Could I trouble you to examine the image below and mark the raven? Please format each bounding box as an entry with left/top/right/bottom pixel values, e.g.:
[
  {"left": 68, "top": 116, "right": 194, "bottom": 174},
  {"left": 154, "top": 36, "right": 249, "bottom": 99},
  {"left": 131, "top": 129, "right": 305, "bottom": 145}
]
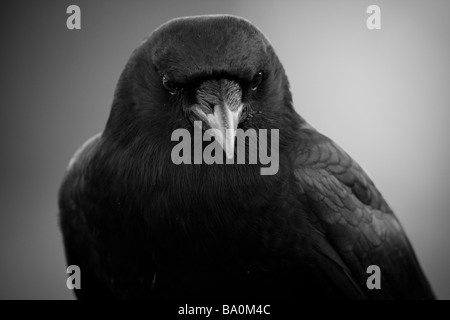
[{"left": 59, "top": 15, "right": 435, "bottom": 300}]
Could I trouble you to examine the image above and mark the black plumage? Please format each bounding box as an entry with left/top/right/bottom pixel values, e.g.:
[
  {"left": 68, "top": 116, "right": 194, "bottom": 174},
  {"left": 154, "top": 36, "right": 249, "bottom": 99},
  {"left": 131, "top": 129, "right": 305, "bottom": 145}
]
[{"left": 59, "top": 15, "right": 434, "bottom": 299}]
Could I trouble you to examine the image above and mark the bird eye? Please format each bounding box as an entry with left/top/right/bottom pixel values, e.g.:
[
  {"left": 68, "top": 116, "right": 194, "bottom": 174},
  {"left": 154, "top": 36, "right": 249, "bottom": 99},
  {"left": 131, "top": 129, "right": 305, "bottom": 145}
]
[
  {"left": 162, "top": 75, "right": 177, "bottom": 95},
  {"left": 251, "top": 72, "right": 263, "bottom": 91}
]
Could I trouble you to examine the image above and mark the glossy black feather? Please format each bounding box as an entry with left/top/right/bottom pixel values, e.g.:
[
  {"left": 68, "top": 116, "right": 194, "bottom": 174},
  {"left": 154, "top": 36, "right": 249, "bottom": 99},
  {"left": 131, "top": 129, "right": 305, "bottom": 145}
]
[
  {"left": 59, "top": 15, "right": 434, "bottom": 300},
  {"left": 289, "top": 116, "right": 434, "bottom": 299}
]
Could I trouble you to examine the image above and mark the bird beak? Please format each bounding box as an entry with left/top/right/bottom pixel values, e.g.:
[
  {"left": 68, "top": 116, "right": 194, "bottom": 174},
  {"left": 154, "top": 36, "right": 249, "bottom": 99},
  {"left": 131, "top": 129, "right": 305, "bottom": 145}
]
[{"left": 192, "top": 102, "right": 243, "bottom": 159}]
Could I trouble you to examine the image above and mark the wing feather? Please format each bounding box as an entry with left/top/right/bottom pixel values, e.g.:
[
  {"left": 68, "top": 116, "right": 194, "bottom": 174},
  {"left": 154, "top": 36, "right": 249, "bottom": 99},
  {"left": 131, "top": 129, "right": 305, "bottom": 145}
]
[{"left": 293, "top": 125, "right": 434, "bottom": 299}]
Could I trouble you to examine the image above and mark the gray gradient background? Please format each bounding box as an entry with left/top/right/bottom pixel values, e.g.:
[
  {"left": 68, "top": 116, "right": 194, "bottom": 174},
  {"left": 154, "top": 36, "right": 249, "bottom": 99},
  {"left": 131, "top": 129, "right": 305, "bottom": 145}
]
[{"left": 0, "top": 0, "right": 449, "bottom": 300}]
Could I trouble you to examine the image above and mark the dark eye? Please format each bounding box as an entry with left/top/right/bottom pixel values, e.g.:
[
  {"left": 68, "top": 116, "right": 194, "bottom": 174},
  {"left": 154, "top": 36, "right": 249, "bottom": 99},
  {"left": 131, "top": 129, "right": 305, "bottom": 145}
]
[
  {"left": 250, "top": 71, "right": 263, "bottom": 91},
  {"left": 162, "top": 75, "right": 177, "bottom": 95}
]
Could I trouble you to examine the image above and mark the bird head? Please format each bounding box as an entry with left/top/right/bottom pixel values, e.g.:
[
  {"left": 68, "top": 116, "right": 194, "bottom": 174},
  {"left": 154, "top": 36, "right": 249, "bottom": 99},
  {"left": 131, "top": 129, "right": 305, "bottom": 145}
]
[{"left": 105, "top": 15, "right": 293, "bottom": 160}]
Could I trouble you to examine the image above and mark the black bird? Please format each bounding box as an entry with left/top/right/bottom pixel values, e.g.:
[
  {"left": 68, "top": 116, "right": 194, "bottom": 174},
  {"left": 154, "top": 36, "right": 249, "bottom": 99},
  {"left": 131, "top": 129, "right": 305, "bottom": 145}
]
[{"left": 59, "top": 15, "right": 435, "bottom": 299}]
